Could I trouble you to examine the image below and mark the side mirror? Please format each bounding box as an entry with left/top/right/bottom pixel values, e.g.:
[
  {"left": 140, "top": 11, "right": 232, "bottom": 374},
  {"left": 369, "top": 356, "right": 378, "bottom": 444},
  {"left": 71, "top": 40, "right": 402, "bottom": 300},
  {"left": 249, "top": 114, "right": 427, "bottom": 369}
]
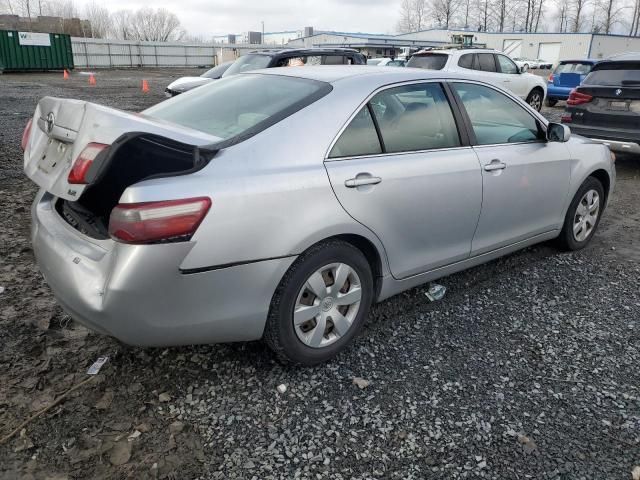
[
  {"left": 547, "top": 123, "right": 571, "bottom": 142},
  {"left": 520, "top": 64, "right": 528, "bottom": 73}
]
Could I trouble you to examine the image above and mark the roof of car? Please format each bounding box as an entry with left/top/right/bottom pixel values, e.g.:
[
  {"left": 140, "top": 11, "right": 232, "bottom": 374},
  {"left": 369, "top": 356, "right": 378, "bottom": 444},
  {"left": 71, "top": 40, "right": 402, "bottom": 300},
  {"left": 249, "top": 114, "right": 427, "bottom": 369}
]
[
  {"left": 412, "top": 48, "right": 497, "bottom": 56},
  {"left": 559, "top": 59, "right": 599, "bottom": 63},
  {"left": 249, "top": 65, "right": 489, "bottom": 84},
  {"left": 246, "top": 47, "right": 363, "bottom": 57}
]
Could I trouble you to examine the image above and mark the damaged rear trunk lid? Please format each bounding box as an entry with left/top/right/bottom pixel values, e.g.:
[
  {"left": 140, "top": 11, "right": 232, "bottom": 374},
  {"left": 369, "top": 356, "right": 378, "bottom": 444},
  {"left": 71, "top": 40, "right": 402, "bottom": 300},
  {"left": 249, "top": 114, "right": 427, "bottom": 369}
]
[{"left": 23, "top": 96, "right": 222, "bottom": 202}]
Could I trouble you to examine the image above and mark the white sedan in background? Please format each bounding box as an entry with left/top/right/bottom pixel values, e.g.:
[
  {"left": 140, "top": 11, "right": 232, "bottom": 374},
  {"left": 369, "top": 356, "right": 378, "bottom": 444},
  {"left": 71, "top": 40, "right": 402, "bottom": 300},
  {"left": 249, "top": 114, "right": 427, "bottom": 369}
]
[{"left": 407, "top": 49, "right": 547, "bottom": 111}]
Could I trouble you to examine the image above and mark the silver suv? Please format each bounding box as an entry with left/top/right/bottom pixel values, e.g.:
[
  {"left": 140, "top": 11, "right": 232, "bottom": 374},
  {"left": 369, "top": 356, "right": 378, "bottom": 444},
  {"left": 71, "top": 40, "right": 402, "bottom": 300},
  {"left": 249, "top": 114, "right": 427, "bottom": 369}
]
[{"left": 407, "top": 49, "right": 548, "bottom": 110}]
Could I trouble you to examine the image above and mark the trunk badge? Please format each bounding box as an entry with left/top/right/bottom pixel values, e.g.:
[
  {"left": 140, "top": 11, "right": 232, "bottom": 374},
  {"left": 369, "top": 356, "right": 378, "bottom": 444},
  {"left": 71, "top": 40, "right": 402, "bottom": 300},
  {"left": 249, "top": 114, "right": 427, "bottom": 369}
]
[
  {"left": 615, "top": 89, "right": 622, "bottom": 96},
  {"left": 45, "top": 112, "right": 55, "bottom": 134}
]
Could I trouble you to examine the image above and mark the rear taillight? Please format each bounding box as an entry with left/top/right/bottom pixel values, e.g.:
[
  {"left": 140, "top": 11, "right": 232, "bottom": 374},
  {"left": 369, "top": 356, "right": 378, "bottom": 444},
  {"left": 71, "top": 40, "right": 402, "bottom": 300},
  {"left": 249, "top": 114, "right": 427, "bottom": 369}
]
[
  {"left": 108, "top": 197, "right": 212, "bottom": 244},
  {"left": 68, "top": 143, "right": 109, "bottom": 184},
  {"left": 548, "top": 73, "right": 554, "bottom": 83},
  {"left": 567, "top": 89, "right": 593, "bottom": 106},
  {"left": 21, "top": 118, "right": 33, "bottom": 151},
  {"left": 561, "top": 113, "right": 572, "bottom": 123}
]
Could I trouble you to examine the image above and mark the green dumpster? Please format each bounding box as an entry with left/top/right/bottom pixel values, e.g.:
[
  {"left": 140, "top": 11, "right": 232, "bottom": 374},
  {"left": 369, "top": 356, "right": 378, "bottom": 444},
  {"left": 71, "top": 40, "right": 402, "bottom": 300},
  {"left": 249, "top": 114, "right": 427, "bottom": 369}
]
[{"left": 0, "top": 30, "right": 74, "bottom": 72}]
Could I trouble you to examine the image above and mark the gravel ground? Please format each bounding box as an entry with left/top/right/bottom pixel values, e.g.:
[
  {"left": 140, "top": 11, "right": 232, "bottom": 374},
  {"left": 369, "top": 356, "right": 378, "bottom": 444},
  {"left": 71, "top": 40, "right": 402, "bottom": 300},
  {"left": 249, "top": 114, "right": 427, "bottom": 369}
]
[{"left": 0, "top": 68, "right": 639, "bottom": 480}]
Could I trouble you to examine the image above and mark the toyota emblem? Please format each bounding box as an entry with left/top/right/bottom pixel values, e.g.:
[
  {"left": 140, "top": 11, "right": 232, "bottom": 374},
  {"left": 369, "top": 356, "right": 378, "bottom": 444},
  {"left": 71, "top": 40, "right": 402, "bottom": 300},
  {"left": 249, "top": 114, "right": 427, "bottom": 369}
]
[
  {"left": 615, "top": 88, "right": 622, "bottom": 96},
  {"left": 45, "top": 112, "right": 55, "bottom": 134}
]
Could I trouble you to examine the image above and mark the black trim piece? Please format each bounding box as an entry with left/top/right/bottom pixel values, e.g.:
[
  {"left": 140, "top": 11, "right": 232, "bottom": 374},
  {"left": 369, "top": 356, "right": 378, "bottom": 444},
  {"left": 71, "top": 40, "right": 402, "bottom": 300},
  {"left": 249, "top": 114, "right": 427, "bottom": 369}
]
[
  {"left": 367, "top": 103, "right": 386, "bottom": 153},
  {"left": 180, "top": 254, "right": 297, "bottom": 274},
  {"left": 446, "top": 82, "right": 478, "bottom": 145},
  {"left": 442, "top": 82, "right": 471, "bottom": 147}
]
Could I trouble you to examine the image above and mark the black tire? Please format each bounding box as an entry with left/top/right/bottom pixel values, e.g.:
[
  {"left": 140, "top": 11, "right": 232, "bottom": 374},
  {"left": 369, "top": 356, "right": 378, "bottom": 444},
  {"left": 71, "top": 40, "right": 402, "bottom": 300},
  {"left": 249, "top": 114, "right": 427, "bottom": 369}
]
[
  {"left": 556, "top": 176, "right": 605, "bottom": 251},
  {"left": 526, "top": 88, "right": 544, "bottom": 111},
  {"left": 546, "top": 97, "right": 558, "bottom": 107},
  {"left": 264, "top": 240, "right": 374, "bottom": 365}
]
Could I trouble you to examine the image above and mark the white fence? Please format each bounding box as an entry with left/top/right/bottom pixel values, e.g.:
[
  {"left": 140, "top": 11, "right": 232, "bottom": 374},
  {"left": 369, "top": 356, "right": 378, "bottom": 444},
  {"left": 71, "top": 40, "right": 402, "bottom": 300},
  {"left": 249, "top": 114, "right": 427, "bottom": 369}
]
[{"left": 71, "top": 37, "right": 273, "bottom": 68}]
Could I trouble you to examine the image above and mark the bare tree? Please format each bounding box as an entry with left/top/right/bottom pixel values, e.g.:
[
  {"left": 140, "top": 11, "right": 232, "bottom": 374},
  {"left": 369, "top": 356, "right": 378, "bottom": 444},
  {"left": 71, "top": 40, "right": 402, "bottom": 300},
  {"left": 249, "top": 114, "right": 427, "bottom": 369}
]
[
  {"left": 431, "top": 0, "right": 462, "bottom": 28},
  {"left": 84, "top": 1, "right": 110, "bottom": 38},
  {"left": 570, "top": 0, "right": 590, "bottom": 31},
  {"left": 630, "top": 0, "right": 640, "bottom": 34},
  {"left": 396, "top": 0, "right": 428, "bottom": 33}
]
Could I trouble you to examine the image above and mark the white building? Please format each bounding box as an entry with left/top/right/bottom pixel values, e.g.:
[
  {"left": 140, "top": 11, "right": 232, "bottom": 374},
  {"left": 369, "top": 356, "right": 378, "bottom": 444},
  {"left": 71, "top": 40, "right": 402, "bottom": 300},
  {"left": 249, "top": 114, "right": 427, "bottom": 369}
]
[{"left": 393, "top": 29, "right": 640, "bottom": 63}]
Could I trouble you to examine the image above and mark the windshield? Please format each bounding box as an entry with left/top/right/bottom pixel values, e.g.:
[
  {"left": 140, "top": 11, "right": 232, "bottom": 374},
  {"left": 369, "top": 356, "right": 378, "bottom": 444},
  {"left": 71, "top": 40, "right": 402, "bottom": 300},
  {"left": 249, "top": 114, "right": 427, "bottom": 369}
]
[
  {"left": 554, "top": 62, "right": 593, "bottom": 75},
  {"left": 201, "top": 62, "right": 232, "bottom": 79},
  {"left": 406, "top": 54, "right": 448, "bottom": 70},
  {"left": 144, "top": 74, "right": 330, "bottom": 139},
  {"left": 586, "top": 62, "right": 640, "bottom": 86},
  {"left": 367, "top": 59, "right": 382, "bottom": 65},
  {"left": 222, "top": 54, "right": 272, "bottom": 77}
]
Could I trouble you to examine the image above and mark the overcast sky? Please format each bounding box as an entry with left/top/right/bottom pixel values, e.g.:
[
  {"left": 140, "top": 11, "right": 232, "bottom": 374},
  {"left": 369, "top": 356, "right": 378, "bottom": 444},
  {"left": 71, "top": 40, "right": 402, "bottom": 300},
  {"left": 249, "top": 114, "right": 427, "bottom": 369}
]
[{"left": 73, "top": 0, "right": 399, "bottom": 37}]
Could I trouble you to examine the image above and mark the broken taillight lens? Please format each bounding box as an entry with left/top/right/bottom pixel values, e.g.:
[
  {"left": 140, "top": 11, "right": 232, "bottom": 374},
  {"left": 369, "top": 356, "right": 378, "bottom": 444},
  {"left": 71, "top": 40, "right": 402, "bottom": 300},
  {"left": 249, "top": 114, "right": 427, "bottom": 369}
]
[
  {"left": 68, "top": 143, "right": 109, "bottom": 184},
  {"left": 108, "top": 197, "right": 212, "bottom": 244},
  {"left": 567, "top": 89, "right": 593, "bottom": 106},
  {"left": 21, "top": 118, "right": 33, "bottom": 151},
  {"left": 547, "top": 73, "right": 554, "bottom": 83}
]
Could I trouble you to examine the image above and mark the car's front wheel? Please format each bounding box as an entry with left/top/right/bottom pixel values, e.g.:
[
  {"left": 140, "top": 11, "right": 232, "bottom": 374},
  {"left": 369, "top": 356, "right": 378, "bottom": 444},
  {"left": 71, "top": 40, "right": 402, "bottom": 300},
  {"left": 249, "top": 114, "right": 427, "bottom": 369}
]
[
  {"left": 557, "top": 176, "right": 605, "bottom": 251},
  {"left": 264, "top": 240, "right": 374, "bottom": 365},
  {"left": 526, "top": 88, "right": 544, "bottom": 111}
]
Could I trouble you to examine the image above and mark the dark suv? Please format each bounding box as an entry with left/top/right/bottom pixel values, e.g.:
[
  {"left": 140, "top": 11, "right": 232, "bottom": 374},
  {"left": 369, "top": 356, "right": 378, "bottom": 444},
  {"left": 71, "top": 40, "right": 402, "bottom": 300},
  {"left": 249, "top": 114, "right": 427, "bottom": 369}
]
[
  {"left": 221, "top": 48, "right": 366, "bottom": 77},
  {"left": 562, "top": 54, "right": 640, "bottom": 155}
]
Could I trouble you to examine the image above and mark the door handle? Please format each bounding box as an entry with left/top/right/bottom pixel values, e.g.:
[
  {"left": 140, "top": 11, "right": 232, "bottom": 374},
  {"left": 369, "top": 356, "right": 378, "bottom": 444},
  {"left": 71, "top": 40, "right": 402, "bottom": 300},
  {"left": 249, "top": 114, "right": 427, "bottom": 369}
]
[
  {"left": 345, "top": 176, "right": 382, "bottom": 188},
  {"left": 484, "top": 160, "right": 507, "bottom": 172}
]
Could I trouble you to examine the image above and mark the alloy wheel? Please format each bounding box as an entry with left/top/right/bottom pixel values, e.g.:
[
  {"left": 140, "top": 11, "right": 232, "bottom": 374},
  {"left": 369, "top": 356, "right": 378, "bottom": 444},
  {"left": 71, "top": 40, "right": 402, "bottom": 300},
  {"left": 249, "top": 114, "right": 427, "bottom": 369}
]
[
  {"left": 293, "top": 263, "right": 362, "bottom": 348},
  {"left": 529, "top": 92, "right": 542, "bottom": 111},
  {"left": 573, "top": 189, "right": 600, "bottom": 242}
]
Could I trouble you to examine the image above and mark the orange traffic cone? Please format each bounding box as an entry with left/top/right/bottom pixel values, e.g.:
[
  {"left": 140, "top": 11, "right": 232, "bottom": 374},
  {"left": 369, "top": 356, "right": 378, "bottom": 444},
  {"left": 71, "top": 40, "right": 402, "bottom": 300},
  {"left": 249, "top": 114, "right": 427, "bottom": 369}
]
[
  {"left": 141, "top": 79, "right": 149, "bottom": 93},
  {"left": 88, "top": 73, "right": 96, "bottom": 86},
  {"left": 63, "top": 69, "right": 69, "bottom": 80}
]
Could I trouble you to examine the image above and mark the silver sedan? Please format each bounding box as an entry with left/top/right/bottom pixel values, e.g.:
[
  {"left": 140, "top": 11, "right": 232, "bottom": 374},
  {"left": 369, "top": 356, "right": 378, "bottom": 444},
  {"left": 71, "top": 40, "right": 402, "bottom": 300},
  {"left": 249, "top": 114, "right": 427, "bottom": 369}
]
[{"left": 24, "top": 67, "right": 616, "bottom": 365}]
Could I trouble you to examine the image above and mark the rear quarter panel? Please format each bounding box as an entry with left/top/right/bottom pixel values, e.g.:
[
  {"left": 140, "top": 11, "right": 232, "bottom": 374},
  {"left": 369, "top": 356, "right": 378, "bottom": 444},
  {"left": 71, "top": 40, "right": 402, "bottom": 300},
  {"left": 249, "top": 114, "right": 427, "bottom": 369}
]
[{"left": 119, "top": 78, "right": 392, "bottom": 274}]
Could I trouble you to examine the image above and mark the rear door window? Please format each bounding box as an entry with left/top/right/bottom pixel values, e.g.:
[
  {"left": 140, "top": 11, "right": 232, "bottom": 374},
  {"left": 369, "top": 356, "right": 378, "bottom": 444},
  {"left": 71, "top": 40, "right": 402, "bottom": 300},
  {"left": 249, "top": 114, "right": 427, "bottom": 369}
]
[
  {"left": 478, "top": 54, "right": 497, "bottom": 72},
  {"left": 407, "top": 54, "right": 449, "bottom": 70},
  {"left": 322, "top": 55, "right": 346, "bottom": 65},
  {"left": 371, "top": 83, "right": 461, "bottom": 153}
]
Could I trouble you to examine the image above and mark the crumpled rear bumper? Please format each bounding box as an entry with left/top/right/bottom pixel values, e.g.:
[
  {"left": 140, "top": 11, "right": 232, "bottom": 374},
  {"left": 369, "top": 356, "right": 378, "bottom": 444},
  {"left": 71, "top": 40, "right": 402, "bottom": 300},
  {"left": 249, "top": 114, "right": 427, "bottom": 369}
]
[{"left": 31, "top": 191, "right": 295, "bottom": 347}]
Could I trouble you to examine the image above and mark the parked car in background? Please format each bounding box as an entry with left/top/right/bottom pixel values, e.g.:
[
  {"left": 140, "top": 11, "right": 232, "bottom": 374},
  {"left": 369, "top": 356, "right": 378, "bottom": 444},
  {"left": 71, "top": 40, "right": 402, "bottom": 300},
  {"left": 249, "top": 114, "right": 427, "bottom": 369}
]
[
  {"left": 513, "top": 57, "right": 539, "bottom": 70},
  {"left": 23, "top": 66, "right": 614, "bottom": 365},
  {"left": 221, "top": 48, "right": 366, "bottom": 78},
  {"left": 407, "top": 49, "right": 547, "bottom": 110},
  {"left": 546, "top": 59, "right": 598, "bottom": 106},
  {"left": 165, "top": 61, "right": 234, "bottom": 97},
  {"left": 562, "top": 54, "right": 640, "bottom": 154},
  {"left": 367, "top": 58, "right": 406, "bottom": 67},
  {"left": 536, "top": 59, "right": 554, "bottom": 69}
]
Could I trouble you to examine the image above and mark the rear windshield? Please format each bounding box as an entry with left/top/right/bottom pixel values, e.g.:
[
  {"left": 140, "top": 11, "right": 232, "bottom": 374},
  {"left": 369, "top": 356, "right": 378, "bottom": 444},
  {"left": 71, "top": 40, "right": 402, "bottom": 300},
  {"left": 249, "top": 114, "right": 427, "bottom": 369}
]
[
  {"left": 201, "top": 63, "right": 231, "bottom": 79},
  {"left": 554, "top": 62, "right": 594, "bottom": 75},
  {"left": 222, "top": 54, "right": 272, "bottom": 77},
  {"left": 407, "top": 54, "right": 448, "bottom": 70},
  {"left": 585, "top": 62, "right": 640, "bottom": 86},
  {"left": 144, "top": 74, "right": 331, "bottom": 139}
]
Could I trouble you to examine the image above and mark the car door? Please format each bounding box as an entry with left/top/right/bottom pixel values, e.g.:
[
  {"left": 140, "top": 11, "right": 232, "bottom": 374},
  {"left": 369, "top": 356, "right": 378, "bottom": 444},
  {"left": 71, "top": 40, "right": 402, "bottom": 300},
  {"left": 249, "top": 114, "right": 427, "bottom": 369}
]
[
  {"left": 451, "top": 82, "right": 571, "bottom": 255},
  {"left": 495, "top": 54, "right": 529, "bottom": 98},
  {"left": 324, "top": 82, "right": 483, "bottom": 279}
]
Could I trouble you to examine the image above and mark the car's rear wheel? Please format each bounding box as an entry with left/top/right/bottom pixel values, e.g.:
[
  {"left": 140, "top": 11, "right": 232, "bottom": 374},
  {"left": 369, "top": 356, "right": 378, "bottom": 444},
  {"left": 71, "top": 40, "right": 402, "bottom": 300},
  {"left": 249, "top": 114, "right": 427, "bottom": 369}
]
[
  {"left": 526, "top": 88, "right": 544, "bottom": 111},
  {"left": 557, "top": 176, "right": 605, "bottom": 251},
  {"left": 264, "top": 240, "right": 373, "bottom": 365},
  {"left": 546, "top": 97, "right": 558, "bottom": 107}
]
